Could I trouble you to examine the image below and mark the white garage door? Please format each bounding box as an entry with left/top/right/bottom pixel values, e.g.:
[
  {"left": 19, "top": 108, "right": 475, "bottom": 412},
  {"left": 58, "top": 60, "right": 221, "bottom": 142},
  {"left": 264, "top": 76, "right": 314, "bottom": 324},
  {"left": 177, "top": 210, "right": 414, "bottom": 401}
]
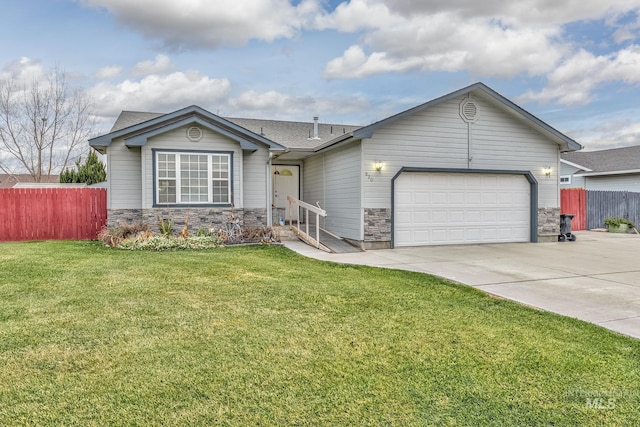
[{"left": 395, "top": 172, "right": 530, "bottom": 246}]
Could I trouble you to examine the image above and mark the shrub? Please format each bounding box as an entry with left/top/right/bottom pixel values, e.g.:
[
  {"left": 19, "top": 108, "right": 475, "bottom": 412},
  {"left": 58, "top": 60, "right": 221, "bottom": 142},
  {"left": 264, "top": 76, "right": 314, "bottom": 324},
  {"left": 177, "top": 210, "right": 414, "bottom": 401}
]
[
  {"left": 158, "top": 217, "right": 173, "bottom": 236},
  {"left": 118, "top": 235, "right": 223, "bottom": 251},
  {"left": 98, "top": 222, "right": 277, "bottom": 250},
  {"left": 242, "top": 226, "right": 280, "bottom": 244},
  {"left": 604, "top": 217, "right": 636, "bottom": 229},
  {"left": 98, "top": 223, "right": 150, "bottom": 247}
]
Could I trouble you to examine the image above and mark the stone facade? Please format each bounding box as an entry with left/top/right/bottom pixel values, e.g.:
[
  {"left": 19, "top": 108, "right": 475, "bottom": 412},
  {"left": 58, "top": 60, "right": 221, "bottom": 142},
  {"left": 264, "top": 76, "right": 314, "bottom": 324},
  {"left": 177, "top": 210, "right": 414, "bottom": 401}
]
[
  {"left": 364, "top": 208, "right": 391, "bottom": 248},
  {"left": 107, "top": 209, "right": 143, "bottom": 228},
  {"left": 107, "top": 207, "right": 267, "bottom": 233},
  {"left": 537, "top": 207, "right": 560, "bottom": 242}
]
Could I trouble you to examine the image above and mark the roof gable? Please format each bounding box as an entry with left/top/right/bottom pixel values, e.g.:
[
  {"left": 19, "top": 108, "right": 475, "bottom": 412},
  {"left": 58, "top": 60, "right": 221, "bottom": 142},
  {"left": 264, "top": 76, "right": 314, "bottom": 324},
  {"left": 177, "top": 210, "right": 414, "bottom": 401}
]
[
  {"left": 315, "top": 82, "right": 582, "bottom": 153},
  {"left": 90, "top": 106, "right": 285, "bottom": 152}
]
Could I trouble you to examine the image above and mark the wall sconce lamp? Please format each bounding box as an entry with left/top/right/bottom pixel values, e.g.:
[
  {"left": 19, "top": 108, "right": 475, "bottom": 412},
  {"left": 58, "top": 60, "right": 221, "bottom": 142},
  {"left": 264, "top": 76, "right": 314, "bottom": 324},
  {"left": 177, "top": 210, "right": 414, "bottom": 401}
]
[
  {"left": 543, "top": 166, "right": 552, "bottom": 177},
  {"left": 374, "top": 160, "right": 384, "bottom": 172}
]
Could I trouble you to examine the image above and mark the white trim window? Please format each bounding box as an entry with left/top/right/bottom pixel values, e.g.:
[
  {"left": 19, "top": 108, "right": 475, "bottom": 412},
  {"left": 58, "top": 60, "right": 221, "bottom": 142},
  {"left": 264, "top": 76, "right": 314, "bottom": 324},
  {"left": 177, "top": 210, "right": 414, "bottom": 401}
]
[
  {"left": 560, "top": 175, "right": 571, "bottom": 184},
  {"left": 156, "top": 151, "right": 231, "bottom": 205}
]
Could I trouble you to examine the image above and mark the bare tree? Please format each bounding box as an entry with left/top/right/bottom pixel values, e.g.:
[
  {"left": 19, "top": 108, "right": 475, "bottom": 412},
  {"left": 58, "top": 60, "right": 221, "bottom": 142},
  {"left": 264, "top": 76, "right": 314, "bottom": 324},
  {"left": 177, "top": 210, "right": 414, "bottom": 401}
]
[{"left": 0, "top": 68, "right": 95, "bottom": 181}]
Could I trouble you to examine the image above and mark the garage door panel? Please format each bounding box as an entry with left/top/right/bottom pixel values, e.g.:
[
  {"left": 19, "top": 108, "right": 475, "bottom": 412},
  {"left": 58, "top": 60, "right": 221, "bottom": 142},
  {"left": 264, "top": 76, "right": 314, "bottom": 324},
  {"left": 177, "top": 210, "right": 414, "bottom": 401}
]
[
  {"left": 449, "top": 210, "right": 465, "bottom": 222},
  {"left": 430, "top": 210, "right": 447, "bottom": 223},
  {"left": 480, "top": 210, "right": 497, "bottom": 222},
  {"left": 395, "top": 172, "right": 530, "bottom": 246},
  {"left": 413, "top": 192, "right": 430, "bottom": 205},
  {"left": 431, "top": 192, "right": 448, "bottom": 204},
  {"left": 413, "top": 211, "right": 430, "bottom": 224}
]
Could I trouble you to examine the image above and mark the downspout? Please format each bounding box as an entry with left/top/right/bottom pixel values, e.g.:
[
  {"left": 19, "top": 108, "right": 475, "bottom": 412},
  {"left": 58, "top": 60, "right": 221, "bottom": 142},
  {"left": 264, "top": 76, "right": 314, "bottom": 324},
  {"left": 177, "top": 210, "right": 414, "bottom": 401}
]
[
  {"left": 467, "top": 94, "right": 473, "bottom": 169},
  {"left": 266, "top": 152, "right": 273, "bottom": 226}
]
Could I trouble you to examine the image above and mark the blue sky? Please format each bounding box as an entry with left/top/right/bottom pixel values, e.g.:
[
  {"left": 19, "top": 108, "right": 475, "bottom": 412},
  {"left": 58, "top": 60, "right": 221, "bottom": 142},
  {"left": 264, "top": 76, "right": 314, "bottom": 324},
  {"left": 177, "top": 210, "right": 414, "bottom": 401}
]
[{"left": 3, "top": 0, "right": 640, "bottom": 151}]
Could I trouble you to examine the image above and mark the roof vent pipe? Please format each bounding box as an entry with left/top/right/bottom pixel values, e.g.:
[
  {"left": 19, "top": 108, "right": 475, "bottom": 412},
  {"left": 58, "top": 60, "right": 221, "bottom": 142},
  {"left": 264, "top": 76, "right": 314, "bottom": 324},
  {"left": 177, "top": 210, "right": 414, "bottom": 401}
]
[{"left": 313, "top": 116, "right": 319, "bottom": 139}]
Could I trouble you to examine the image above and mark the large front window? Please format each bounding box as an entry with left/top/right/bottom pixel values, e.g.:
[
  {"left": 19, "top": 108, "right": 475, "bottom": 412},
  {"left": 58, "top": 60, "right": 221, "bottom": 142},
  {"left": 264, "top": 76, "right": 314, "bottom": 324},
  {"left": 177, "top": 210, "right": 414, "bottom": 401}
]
[{"left": 156, "top": 151, "right": 231, "bottom": 205}]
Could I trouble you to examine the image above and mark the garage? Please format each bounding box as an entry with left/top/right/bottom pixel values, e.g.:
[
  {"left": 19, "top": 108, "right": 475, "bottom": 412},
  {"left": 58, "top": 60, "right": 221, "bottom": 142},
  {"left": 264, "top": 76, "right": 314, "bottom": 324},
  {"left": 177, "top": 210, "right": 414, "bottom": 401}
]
[{"left": 394, "top": 171, "right": 531, "bottom": 246}]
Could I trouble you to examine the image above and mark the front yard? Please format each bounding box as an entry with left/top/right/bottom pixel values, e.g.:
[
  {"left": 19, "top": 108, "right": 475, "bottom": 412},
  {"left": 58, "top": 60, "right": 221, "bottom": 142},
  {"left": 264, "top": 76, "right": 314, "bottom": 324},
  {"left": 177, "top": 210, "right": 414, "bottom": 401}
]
[{"left": 0, "top": 241, "right": 638, "bottom": 425}]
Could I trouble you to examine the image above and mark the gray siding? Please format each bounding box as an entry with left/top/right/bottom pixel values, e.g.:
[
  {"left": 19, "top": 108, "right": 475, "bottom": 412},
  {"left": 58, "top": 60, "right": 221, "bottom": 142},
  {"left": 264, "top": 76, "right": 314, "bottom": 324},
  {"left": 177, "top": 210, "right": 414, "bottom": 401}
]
[
  {"left": 363, "top": 94, "right": 560, "bottom": 209},
  {"left": 585, "top": 174, "right": 640, "bottom": 192},
  {"left": 107, "top": 138, "right": 142, "bottom": 209},
  {"left": 243, "top": 149, "right": 269, "bottom": 209},
  {"left": 141, "top": 125, "right": 243, "bottom": 209},
  {"left": 560, "top": 163, "right": 586, "bottom": 189},
  {"left": 303, "top": 141, "right": 362, "bottom": 240}
]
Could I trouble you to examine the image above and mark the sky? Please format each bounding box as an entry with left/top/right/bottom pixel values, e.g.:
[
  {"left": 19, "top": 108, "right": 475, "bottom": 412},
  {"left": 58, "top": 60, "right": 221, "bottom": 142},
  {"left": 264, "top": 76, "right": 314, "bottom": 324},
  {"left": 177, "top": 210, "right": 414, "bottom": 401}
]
[{"left": 3, "top": 0, "right": 640, "bottom": 151}]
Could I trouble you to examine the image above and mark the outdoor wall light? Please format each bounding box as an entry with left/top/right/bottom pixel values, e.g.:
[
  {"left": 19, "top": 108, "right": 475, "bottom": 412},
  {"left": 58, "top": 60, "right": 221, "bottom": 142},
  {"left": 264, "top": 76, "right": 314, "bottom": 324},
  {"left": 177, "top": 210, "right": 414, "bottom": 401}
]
[
  {"left": 374, "top": 160, "right": 384, "bottom": 172},
  {"left": 543, "top": 166, "right": 552, "bottom": 177}
]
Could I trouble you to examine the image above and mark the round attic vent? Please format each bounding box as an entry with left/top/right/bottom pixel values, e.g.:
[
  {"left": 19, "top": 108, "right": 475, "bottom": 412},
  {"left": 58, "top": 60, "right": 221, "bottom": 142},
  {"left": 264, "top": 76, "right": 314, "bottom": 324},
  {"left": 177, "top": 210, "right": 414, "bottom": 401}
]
[
  {"left": 187, "top": 126, "right": 203, "bottom": 142},
  {"left": 460, "top": 98, "right": 479, "bottom": 123}
]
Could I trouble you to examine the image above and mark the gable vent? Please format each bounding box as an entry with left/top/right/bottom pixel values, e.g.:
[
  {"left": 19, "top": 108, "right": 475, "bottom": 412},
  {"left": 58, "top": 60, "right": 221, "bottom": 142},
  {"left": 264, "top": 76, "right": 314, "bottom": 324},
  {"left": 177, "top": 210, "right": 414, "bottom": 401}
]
[
  {"left": 187, "top": 126, "right": 203, "bottom": 142},
  {"left": 460, "top": 98, "right": 479, "bottom": 123}
]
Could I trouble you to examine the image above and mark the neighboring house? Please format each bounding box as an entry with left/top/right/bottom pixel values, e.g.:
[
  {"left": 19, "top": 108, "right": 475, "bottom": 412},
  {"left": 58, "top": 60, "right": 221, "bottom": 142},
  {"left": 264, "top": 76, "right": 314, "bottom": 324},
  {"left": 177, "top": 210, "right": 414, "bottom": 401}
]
[
  {"left": 561, "top": 146, "right": 640, "bottom": 192},
  {"left": 0, "top": 174, "right": 59, "bottom": 188},
  {"left": 13, "top": 183, "right": 87, "bottom": 188},
  {"left": 89, "top": 82, "right": 581, "bottom": 248}
]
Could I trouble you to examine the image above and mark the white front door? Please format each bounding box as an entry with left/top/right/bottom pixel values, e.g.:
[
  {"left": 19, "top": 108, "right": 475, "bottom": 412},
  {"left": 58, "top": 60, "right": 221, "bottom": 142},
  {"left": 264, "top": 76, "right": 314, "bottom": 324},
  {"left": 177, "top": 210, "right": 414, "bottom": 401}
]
[{"left": 272, "top": 165, "right": 300, "bottom": 222}]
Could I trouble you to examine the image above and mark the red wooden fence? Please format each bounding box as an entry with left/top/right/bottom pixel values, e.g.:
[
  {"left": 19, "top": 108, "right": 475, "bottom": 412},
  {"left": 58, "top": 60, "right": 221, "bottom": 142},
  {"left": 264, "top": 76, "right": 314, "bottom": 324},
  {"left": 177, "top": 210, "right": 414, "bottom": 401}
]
[
  {"left": 560, "top": 188, "right": 586, "bottom": 231},
  {"left": 0, "top": 188, "right": 107, "bottom": 242}
]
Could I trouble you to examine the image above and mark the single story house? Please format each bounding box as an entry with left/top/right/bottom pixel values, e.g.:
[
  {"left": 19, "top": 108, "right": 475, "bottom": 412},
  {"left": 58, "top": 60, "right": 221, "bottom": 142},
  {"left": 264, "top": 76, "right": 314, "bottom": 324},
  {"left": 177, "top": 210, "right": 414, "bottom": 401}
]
[
  {"left": 561, "top": 145, "right": 640, "bottom": 192},
  {"left": 89, "top": 82, "right": 581, "bottom": 248}
]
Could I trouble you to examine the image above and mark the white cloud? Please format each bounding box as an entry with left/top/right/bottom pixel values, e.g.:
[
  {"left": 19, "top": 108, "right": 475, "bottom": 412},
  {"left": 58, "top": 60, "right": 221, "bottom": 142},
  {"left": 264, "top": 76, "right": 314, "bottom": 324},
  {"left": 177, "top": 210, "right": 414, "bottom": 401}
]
[
  {"left": 80, "top": 0, "right": 321, "bottom": 49},
  {"left": 95, "top": 65, "right": 122, "bottom": 79},
  {"left": 0, "top": 57, "right": 46, "bottom": 83},
  {"left": 341, "top": 0, "right": 640, "bottom": 27},
  {"left": 131, "top": 54, "right": 172, "bottom": 76},
  {"left": 569, "top": 118, "right": 640, "bottom": 150},
  {"left": 90, "top": 71, "right": 231, "bottom": 117},
  {"left": 518, "top": 46, "right": 640, "bottom": 105},
  {"left": 317, "top": 0, "right": 640, "bottom": 104},
  {"left": 228, "top": 89, "right": 370, "bottom": 120}
]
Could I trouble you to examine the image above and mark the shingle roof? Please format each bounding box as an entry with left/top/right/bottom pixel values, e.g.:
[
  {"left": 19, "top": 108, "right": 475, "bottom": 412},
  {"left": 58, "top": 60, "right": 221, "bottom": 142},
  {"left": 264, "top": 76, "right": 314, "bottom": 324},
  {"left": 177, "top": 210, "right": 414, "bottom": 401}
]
[
  {"left": 562, "top": 145, "right": 640, "bottom": 173},
  {"left": 110, "top": 111, "right": 164, "bottom": 132},
  {"left": 225, "top": 118, "right": 361, "bottom": 149},
  {"left": 108, "top": 111, "right": 361, "bottom": 149},
  {"left": 0, "top": 174, "right": 59, "bottom": 188}
]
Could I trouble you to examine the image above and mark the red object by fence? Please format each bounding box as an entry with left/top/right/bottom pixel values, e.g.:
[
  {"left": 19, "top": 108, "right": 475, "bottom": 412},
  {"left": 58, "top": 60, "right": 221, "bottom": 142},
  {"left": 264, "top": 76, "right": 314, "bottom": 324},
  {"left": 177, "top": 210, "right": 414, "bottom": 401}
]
[
  {"left": 0, "top": 188, "right": 107, "bottom": 241},
  {"left": 560, "top": 188, "right": 586, "bottom": 231}
]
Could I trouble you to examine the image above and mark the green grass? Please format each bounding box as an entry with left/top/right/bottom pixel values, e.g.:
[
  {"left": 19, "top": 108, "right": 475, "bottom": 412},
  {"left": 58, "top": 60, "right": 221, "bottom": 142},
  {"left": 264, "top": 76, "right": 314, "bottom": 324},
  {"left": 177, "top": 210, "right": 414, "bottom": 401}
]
[{"left": 0, "top": 241, "right": 639, "bottom": 426}]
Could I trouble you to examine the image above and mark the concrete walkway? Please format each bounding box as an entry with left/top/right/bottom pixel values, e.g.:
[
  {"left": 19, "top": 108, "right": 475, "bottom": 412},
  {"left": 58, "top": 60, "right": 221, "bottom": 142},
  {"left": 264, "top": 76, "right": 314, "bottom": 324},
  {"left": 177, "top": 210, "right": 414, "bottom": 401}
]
[{"left": 283, "top": 231, "right": 640, "bottom": 339}]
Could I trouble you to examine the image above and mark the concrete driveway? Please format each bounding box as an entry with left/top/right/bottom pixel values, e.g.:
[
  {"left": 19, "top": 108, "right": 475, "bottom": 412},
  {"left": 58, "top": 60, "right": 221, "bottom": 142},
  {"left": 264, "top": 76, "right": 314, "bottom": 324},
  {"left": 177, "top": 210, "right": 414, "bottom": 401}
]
[{"left": 283, "top": 231, "right": 640, "bottom": 339}]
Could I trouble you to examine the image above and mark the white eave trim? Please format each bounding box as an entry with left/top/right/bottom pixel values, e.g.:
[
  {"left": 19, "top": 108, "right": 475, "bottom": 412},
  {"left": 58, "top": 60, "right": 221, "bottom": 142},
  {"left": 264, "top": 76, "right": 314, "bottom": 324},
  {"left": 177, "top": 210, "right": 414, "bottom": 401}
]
[
  {"left": 575, "top": 169, "right": 640, "bottom": 177},
  {"left": 560, "top": 158, "right": 592, "bottom": 172}
]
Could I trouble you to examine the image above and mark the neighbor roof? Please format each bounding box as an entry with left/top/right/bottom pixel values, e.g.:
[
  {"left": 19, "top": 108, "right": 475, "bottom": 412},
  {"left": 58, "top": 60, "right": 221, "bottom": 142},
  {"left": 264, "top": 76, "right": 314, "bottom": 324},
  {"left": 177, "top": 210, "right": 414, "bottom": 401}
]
[
  {"left": 562, "top": 145, "right": 640, "bottom": 175},
  {"left": 0, "top": 174, "right": 59, "bottom": 188}
]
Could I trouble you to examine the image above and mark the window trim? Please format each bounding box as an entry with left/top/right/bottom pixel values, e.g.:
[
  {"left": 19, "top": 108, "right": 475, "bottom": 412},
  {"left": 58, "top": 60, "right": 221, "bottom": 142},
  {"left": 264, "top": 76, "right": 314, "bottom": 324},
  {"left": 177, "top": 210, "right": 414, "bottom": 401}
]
[
  {"left": 560, "top": 175, "right": 571, "bottom": 185},
  {"left": 152, "top": 149, "right": 234, "bottom": 207}
]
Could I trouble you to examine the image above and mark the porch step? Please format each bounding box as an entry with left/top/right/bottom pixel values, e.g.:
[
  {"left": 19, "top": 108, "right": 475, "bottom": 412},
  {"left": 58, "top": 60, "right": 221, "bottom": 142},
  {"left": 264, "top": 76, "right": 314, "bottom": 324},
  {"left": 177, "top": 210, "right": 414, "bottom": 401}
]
[{"left": 272, "top": 225, "right": 297, "bottom": 241}]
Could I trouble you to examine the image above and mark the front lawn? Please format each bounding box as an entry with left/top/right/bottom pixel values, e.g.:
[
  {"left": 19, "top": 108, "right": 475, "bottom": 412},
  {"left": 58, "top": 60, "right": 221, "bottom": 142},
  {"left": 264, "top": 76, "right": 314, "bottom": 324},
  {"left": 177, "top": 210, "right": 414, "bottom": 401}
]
[{"left": 0, "top": 241, "right": 638, "bottom": 425}]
